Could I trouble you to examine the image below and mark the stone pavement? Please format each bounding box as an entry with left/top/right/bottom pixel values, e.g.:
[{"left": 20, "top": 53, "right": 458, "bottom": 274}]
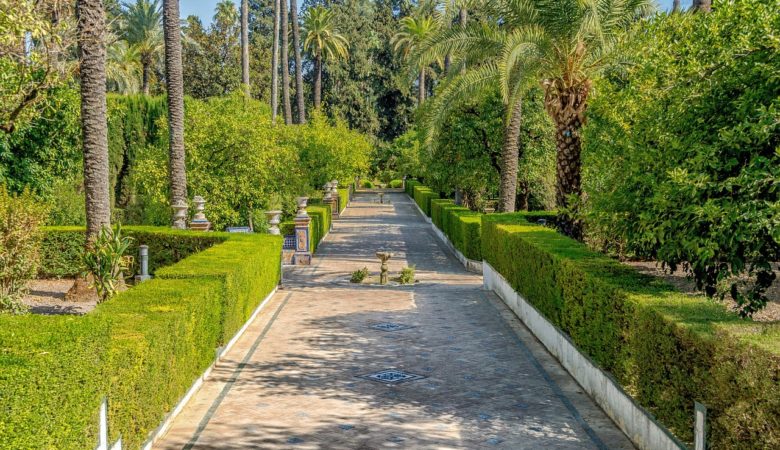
[{"left": 154, "top": 191, "right": 634, "bottom": 450}]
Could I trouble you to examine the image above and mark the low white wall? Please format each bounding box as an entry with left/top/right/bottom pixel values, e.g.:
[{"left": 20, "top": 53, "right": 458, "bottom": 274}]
[{"left": 483, "top": 262, "right": 685, "bottom": 450}]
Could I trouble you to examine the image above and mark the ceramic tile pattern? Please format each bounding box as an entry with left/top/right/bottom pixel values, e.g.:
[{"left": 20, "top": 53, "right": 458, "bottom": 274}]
[{"left": 154, "top": 191, "right": 634, "bottom": 450}]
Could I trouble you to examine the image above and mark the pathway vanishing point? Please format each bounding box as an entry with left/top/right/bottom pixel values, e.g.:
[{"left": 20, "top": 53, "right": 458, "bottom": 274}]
[{"left": 154, "top": 191, "right": 634, "bottom": 450}]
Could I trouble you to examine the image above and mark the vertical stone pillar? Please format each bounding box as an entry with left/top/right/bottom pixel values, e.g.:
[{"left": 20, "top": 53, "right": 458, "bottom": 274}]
[
  {"left": 330, "top": 179, "right": 340, "bottom": 219},
  {"left": 293, "top": 197, "right": 311, "bottom": 265}
]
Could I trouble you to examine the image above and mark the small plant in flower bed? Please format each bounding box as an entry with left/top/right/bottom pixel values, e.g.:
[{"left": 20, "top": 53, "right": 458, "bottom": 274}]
[
  {"left": 389, "top": 179, "right": 403, "bottom": 188},
  {"left": 396, "top": 266, "right": 416, "bottom": 285},
  {"left": 361, "top": 180, "right": 375, "bottom": 188},
  {"left": 350, "top": 267, "right": 369, "bottom": 283},
  {"left": 82, "top": 224, "right": 133, "bottom": 302}
]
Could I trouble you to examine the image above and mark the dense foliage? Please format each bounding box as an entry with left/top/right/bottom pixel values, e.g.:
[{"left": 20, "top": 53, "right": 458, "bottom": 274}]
[
  {"left": 481, "top": 213, "right": 780, "bottom": 448},
  {"left": 583, "top": 0, "right": 780, "bottom": 316}
]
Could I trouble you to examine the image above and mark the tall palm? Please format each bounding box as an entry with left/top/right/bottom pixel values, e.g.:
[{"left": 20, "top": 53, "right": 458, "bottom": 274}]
[
  {"left": 531, "top": 0, "right": 654, "bottom": 238},
  {"left": 692, "top": 0, "right": 711, "bottom": 12},
  {"left": 241, "top": 0, "right": 250, "bottom": 94},
  {"left": 302, "top": 6, "right": 349, "bottom": 110},
  {"left": 121, "top": 0, "right": 163, "bottom": 95},
  {"left": 672, "top": 0, "right": 681, "bottom": 12},
  {"left": 107, "top": 39, "right": 142, "bottom": 94},
  {"left": 392, "top": 15, "right": 439, "bottom": 105},
  {"left": 417, "top": 19, "right": 545, "bottom": 212},
  {"left": 290, "top": 0, "right": 306, "bottom": 123},
  {"left": 271, "top": 0, "right": 280, "bottom": 121},
  {"left": 162, "top": 0, "right": 188, "bottom": 227},
  {"left": 77, "top": 0, "right": 111, "bottom": 241},
  {"left": 280, "top": 0, "right": 292, "bottom": 124}
]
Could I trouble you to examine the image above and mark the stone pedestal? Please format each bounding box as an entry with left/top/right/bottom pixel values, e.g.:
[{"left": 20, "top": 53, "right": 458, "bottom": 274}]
[
  {"left": 265, "top": 210, "right": 282, "bottom": 235},
  {"left": 172, "top": 202, "right": 188, "bottom": 230},
  {"left": 330, "top": 180, "right": 340, "bottom": 218},
  {"left": 293, "top": 215, "right": 312, "bottom": 265},
  {"left": 190, "top": 195, "right": 211, "bottom": 231},
  {"left": 135, "top": 245, "right": 151, "bottom": 283}
]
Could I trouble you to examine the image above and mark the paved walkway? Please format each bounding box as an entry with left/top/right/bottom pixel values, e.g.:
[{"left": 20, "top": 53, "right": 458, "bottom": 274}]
[{"left": 155, "top": 191, "right": 633, "bottom": 450}]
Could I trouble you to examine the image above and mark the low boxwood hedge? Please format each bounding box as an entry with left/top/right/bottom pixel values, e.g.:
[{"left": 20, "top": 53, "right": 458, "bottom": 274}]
[
  {"left": 430, "top": 199, "right": 454, "bottom": 229},
  {"left": 481, "top": 213, "right": 780, "bottom": 447},
  {"left": 307, "top": 203, "right": 332, "bottom": 254},
  {"left": 412, "top": 185, "right": 439, "bottom": 216},
  {"left": 337, "top": 188, "right": 349, "bottom": 214},
  {"left": 405, "top": 179, "right": 420, "bottom": 196},
  {"left": 0, "top": 231, "right": 282, "bottom": 449}
]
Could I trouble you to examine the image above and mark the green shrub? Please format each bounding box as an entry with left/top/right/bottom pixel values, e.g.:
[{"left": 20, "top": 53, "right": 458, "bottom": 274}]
[
  {"left": 481, "top": 213, "right": 780, "bottom": 447},
  {"left": 350, "top": 267, "right": 369, "bottom": 283},
  {"left": 81, "top": 224, "right": 133, "bottom": 302},
  {"left": 412, "top": 185, "right": 439, "bottom": 216},
  {"left": 404, "top": 179, "right": 420, "bottom": 196},
  {"left": 0, "top": 232, "right": 282, "bottom": 449},
  {"left": 361, "top": 180, "right": 374, "bottom": 188},
  {"left": 397, "top": 265, "right": 416, "bottom": 284},
  {"left": 430, "top": 199, "right": 454, "bottom": 229},
  {"left": 337, "top": 188, "right": 349, "bottom": 214},
  {"left": 456, "top": 214, "right": 482, "bottom": 261},
  {"left": 389, "top": 179, "right": 403, "bottom": 188},
  {"left": 39, "top": 227, "right": 224, "bottom": 279},
  {"left": 0, "top": 187, "right": 48, "bottom": 313},
  {"left": 307, "top": 204, "right": 332, "bottom": 254}
]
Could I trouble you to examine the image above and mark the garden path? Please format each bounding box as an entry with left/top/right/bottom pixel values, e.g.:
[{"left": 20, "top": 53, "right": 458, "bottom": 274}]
[{"left": 154, "top": 191, "right": 633, "bottom": 450}]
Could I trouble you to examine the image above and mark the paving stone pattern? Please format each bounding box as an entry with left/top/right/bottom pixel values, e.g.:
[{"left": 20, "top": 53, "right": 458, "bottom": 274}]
[{"left": 154, "top": 191, "right": 634, "bottom": 450}]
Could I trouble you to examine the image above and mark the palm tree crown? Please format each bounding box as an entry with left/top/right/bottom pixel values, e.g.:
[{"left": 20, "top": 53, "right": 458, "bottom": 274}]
[
  {"left": 121, "top": 0, "right": 163, "bottom": 95},
  {"left": 392, "top": 14, "right": 439, "bottom": 104},
  {"left": 301, "top": 6, "right": 348, "bottom": 109}
]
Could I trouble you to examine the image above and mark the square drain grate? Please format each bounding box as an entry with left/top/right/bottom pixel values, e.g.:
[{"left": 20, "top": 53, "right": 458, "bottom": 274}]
[
  {"left": 370, "top": 322, "right": 414, "bottom": 332},
  {"left": 358, "top": 368, "right": 426, "bottom": 385}
]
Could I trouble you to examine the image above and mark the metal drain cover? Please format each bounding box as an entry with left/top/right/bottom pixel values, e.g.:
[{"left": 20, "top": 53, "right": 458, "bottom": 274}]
[
  {"left": 370, "top": 322, "right": 414, "bottom": 332},
  {"left": 357, "top": 369, "right": 426, "bottom": 385}
]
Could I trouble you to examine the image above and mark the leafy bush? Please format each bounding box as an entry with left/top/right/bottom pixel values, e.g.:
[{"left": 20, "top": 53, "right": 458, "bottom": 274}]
[
  {"left": 0, "top": 232, "right": 281, "bottom": 449},
  {"left": 397, "top": 266, "right": 415, "bottom": 284},
  {"left": 350, "top": 267, "right": 369, "bottom": 283},
  {"left": 361, "top": 180, "right": 374, "bottom": 188},
  {"left": 81, "top": 225, "right": 133, "bottom": 302},
  {"left": 389, "top": 179, "right": 403, "bottom": 188},
  {"left": 0, "top": 187, "right": 48, "bottom": 313},
  {"left": 481, "top": 213, "right": 780, "bottom": 447},
  {"left": 583, "top": 0, "right": 780, "bottom": 316}
]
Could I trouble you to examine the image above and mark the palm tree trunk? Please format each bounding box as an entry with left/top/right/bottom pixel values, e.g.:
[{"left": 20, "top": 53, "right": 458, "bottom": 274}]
[
  {"left": 314, "top": 53, "right": 322, "bottom": 109},
  {"left": 77, "top": 0, "right": 111, "bottom": 242},
  {"left": 290, "top": 0, "right": 305, "bottom": 123},
  {"left": 547, "top": 83, "right": 588, "bottom": 240},
  {"left": 280, "top": 0, "right": 292, "bottom": 124},
  {"left": 672, "top": 0, "right": 681, "bottom": 12},
  {"left": 418, "top": 69, "right": 425, "bottom": 104},
  {"left": 163, "top": 0, "right": 188, "bottom": 226},
  {"left": 142, "top": 60, "right": 150, "bottom": 95},
  {"left": 271, "top": 0, "right": 280, "bottom": 121},
  {"left": 498, "top": 97, "right": 522, "bottom": 212},
  {"left": 241, "top": 0, "right": 250, "bottom": 95}
]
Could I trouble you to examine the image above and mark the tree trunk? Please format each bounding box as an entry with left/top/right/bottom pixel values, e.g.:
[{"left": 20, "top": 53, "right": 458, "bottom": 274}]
[
  {"left": 692, "top": 0, "right": 711, "bottom": 12},
  {"left": 418, "top": 69, "right": 425, "bottom": 104},
  {"left": 290, "top": 0, "right": 305, "bottom": 123},
  {"left": 163, "top": 0, "right": 188, "bottom": 226},
  {"left": 271, "top": 0, "right": 280, "bottom": 121},
  {"left": 280, "top": 0, "right": 292, "bottom": 124},
  {"left": 672, "top": 0, "right": 681, "bottom": 12},
  {"left": 546, "top": 83, "right": 589, "bottom": 240},
  {"left": 314, "top": 54, "right": 322, "bottom": 109},
  {"left": 77, "top": 0, "right": 111, "bottom": 242},
  {"left": 241, "top": 0, "right": 250, "bottom": 95},
  {"left": 142, "top": 59, "right": 150, "bottom": 95},
  {"left": 498, "top": 97, "right": 522, "bottom": 212}
]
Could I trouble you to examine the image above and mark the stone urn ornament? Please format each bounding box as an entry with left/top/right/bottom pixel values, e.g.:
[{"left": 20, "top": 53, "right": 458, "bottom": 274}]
[
  {"left": 330, "top": 180, "right": 339, "bottom": 195},
  {"left": 323, "top": 182, "right": 333, "bottom": 200},
  {"left": 172, "top": 202, "right": 189, "bottom": 230},
  {"left": 375, "top": 251, "right": 394, "bottom": 285},
  {"left": 190, "top": 195, "right": 212, "bottom": 231},
  {"left": 265, "top": 210, "right": 282, "bottom": 235},
  {"left": 296, "top": 197, "right": 309, "bottom": 218}
]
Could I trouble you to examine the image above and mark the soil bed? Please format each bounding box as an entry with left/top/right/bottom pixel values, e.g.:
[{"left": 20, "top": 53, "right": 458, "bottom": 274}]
[{"left": 22, "top": 279, "right": 98, "bottom": 315}]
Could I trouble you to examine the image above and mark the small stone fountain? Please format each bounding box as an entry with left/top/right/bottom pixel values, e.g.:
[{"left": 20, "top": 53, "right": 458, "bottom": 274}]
[{"left": 375, "top": 251, "right": 394, "bottom": 285}]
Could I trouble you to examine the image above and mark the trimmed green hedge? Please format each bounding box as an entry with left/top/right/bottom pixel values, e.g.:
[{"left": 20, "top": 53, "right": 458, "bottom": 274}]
[
  {"left": 413, "top": 188, "right": 483, "bottom": 261},
  {"left": 337, "top": 188, "right": 349, "bottom": 214},
  {"left": 430, "top": 199, "right": 454, "bottom": 229},
  {"left": 0, "top": 231, "right": 282, "bottom": 449},
  {"left": 307, "top": 203, "right": 332, "bottom": 254},
  {"left": 405, "top": 179, "right": 420, "bottom": 196},
  {"left": 38, "top": 226, "right": 224, "bottom": 278},
  {"left": 481, "top": 213, "right": 780, "bottom": 447},
  {"left": 412, "top": 185, "right": 439, "bottom": 216}
]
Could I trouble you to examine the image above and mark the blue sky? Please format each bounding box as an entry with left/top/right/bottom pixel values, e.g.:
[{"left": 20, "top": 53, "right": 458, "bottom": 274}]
[{"left": 181, "top": 0, "right": 690, "bottom": 24}]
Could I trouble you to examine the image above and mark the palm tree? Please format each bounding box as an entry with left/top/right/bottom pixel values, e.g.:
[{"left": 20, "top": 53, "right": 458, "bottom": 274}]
[
  {"left": 392, "top": 15, "right": 439, "bottom": 104},
  {"left": 280, "top": 0, "right": 292, "bottom": 124},
  {"left": 302, "top": 6, "right": 349, "bottom": 110},
  {"left": 162, "top": 0, "right": 188, "bottom": 227},
  {"left": 241, "top": 0, "right": 250, "bottom": 94},
  {"left": 271, "top": 0, "right": 280, "bottom": 121},
  {"left": 107, "top": 39, "right": 142, "bottom": 94},
  {"left": 76, "top": 0, "right": 111, "bottom": 241},
  {"left": 290, "top": 0, "right": 306, "bottom": 123},
  {"left": 417, "top": 19, "right": 545, "bottom": 212},
  {"left": 672, "top": 0, "right": 681, "bottom": 12},
  {"left": 121, "top": 0, "right": 163, "bottom": 95},
  {"left": 692, "top": 0, "right": 711, "bottom": 12},
  {"left": 531, "top": 0, "right": 654, "bottom": 238}
]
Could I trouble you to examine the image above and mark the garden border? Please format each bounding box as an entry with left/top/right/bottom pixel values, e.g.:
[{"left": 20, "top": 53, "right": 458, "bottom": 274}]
[
  {"left": 408, "top": 195, "right": 482, "bottom": 273},
  {"left": 482, "top": 261, "right": 685, "bottom": 450}
]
